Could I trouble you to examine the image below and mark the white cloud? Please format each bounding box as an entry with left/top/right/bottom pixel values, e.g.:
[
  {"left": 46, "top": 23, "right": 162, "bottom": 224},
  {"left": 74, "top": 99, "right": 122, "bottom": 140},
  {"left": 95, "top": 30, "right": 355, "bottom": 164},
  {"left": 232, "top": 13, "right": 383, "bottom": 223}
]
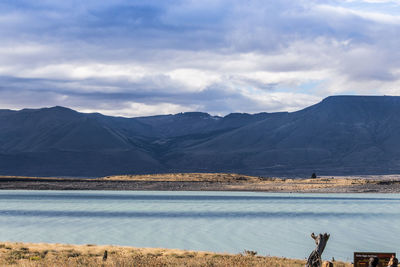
[
  {"left": 344, "top": 0, "right": 400, "bottom": 4},
  {"left": 78, "top": 102, "right": 195, "bottom": 117},
  {"left": 167, "top": 69, "right": 221, "bottom": 92},
  {"left": 316, "top": 4, "right": 400, "bottom": 24},
  {"left": 0, "top": 0, "right": 400, "bottom": 117},
  {"left": 244, "top": 91, "right": 323, "bottom": 112}
]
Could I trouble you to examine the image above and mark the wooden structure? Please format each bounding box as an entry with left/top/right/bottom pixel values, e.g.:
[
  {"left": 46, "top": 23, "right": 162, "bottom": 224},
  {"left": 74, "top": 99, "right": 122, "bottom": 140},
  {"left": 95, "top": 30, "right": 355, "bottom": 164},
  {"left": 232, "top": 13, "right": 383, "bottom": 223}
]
[
  {"left": 306, "top": 233, "right": 330, "bottom": 267},
  {"left": 354, "top": 252, "right": 396, "bottom": 267}
]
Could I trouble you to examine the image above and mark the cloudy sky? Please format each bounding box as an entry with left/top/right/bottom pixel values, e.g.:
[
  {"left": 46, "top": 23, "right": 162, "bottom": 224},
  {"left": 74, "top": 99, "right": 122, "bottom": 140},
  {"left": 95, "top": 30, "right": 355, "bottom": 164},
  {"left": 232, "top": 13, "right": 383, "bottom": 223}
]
[{"left": 1, "top": 0, "right": 400, "bottom": 117}]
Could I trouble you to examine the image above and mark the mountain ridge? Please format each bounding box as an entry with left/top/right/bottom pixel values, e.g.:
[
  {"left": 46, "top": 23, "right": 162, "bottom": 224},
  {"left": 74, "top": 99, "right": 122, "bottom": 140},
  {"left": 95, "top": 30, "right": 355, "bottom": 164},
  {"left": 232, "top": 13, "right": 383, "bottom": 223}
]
[{"left": 1, "top": 95, "right": 400, "bottom": 177}]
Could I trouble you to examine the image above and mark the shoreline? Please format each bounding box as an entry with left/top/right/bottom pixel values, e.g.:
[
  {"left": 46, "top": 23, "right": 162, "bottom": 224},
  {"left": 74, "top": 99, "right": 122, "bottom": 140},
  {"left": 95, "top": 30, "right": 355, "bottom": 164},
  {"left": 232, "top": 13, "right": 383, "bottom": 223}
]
[
  {"left": 0, "top": 241, "right": 351, "bottom": 267},
  {"left": 0, "top": 173, "right": 400, "bottom": 193}
]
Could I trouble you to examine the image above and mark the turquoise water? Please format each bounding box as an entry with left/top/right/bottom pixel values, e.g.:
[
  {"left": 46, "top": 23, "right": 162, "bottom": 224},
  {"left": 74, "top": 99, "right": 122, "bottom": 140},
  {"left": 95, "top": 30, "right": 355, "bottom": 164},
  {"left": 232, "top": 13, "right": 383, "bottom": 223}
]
[{"left": 0, "top": 190, "right": 399, "bottom": 261}]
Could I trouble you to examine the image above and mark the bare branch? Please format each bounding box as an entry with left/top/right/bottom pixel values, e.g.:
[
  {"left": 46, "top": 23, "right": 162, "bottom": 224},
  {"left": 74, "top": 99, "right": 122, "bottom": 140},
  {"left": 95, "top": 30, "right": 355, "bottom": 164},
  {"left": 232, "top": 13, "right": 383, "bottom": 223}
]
[{"left": 311, "top": 233, "right": 317, "bottom": 240}]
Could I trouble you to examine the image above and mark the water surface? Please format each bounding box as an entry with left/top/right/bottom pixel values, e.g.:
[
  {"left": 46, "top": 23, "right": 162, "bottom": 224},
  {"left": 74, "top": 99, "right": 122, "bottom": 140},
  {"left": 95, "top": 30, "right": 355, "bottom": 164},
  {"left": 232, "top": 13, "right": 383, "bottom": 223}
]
[{"left": 0, "top": 190, "right": 399, "bottom": 261}]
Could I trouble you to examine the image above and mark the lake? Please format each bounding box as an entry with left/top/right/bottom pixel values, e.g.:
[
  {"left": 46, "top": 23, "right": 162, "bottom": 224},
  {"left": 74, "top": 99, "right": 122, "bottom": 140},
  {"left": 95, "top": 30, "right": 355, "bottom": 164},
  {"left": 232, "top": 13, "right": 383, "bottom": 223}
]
[{"left": 0, "top": 190, "right": 399, "bottom": 261}]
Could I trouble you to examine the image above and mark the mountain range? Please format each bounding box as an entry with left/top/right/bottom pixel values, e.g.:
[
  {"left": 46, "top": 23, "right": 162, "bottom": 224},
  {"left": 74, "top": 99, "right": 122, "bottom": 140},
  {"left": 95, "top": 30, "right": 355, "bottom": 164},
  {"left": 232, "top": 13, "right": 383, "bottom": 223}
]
[{"left": 1, "top": 95, "right": 400, "bottom": 177}]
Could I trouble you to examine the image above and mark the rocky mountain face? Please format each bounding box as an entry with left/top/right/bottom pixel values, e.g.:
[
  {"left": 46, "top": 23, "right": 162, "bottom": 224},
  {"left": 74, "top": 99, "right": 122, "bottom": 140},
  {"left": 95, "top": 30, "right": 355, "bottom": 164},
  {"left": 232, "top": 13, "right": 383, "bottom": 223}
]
[{"left": 1, "top": 95, "right": 400, "bottom": 177}]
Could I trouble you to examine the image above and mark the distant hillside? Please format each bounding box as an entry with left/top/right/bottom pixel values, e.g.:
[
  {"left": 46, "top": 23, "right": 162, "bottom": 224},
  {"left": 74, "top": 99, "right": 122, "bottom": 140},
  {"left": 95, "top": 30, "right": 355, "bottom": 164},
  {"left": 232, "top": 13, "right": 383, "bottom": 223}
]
[{"left": 1, "top": 95, "right": 400, "bottom": 177}]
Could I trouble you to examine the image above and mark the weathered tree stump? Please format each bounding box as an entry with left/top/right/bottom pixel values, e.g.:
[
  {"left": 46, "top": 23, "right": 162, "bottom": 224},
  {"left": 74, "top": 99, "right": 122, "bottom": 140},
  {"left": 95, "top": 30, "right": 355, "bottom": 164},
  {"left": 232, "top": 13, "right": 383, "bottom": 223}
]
[{"left": 306, "top": 233, "right": 330, "bottom": 267}]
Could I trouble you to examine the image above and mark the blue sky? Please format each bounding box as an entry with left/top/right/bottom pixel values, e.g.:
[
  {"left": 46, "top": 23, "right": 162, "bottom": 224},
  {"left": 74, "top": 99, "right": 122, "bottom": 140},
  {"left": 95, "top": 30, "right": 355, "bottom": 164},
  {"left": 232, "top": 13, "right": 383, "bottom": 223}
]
[{"left": 0, "top": 0, "right": 400, "bottom": 116}]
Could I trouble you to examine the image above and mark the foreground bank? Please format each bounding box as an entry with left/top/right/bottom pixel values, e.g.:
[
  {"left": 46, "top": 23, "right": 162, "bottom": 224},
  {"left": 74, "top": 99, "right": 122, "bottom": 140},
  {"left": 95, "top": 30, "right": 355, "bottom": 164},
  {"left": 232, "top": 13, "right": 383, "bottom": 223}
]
[
  {"left": 0, "top": 242, "right": 351, "bottom": 267},
  {"left": 0, "top": 173, "right": 400, "bottom": 192}
]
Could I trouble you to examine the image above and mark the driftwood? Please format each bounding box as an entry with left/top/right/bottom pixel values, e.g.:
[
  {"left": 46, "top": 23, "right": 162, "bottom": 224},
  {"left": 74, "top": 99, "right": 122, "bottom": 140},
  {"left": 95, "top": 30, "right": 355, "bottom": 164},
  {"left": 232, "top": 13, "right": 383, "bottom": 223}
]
[{"left": 306, "top": 233, "right": 330, "bottom": 267}]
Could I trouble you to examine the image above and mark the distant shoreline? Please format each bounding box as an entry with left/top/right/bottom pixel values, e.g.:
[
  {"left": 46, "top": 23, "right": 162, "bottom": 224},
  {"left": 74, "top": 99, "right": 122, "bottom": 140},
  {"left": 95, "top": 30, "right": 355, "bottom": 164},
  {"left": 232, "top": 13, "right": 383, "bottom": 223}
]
[{"left": 0, "top": 173, "right": 399, "bottom": 193}]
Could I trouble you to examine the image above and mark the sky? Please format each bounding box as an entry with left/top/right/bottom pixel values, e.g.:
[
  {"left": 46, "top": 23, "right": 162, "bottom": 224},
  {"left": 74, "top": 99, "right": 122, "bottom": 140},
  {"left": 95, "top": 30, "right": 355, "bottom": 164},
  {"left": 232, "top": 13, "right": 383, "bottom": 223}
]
[{"left": 0, "top": 0, "right": 400, "bottom": 117}]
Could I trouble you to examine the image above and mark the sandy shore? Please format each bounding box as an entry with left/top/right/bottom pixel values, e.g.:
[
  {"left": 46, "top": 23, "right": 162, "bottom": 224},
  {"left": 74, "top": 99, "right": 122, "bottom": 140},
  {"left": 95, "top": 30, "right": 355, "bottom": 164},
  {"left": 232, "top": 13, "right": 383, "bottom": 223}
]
[
  {"left": 0, "top": 173, "right": 400, "bottom": 192},
  {"left": 0, "top": 241, "right": 351, "bottom": 267}
]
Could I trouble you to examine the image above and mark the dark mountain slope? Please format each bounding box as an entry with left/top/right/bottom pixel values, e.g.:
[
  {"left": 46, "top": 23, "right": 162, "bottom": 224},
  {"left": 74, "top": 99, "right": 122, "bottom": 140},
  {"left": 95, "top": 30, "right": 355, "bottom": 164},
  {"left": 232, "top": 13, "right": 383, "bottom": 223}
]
[
  {"left": 1, "top": 95, "right": 400, "bottom": 176},
  {"left": 135, "top": 112, "right": 273, "bottom": 138},
  {"left": 165, "top": 96, "right": 400, "bottom": 175},
  {"left": 0, "top": 107, "right": 162, "bottom": 176},
  {"left": 0, "top": 106, "right": 144, "bottom": 152}
]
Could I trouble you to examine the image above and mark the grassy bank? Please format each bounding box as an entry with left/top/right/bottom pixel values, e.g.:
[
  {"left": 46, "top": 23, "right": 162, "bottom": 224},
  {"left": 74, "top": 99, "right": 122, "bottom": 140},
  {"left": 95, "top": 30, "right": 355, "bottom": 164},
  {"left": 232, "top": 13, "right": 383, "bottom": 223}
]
[
  {"left": 102, "top": 173, "right": 400, "bottom": 192},
  {"left": 0, "top": 242, "right": 352, "bottom": 267},
  {"left": 1, "top": 172, "right": 400, "bottom": 192}
]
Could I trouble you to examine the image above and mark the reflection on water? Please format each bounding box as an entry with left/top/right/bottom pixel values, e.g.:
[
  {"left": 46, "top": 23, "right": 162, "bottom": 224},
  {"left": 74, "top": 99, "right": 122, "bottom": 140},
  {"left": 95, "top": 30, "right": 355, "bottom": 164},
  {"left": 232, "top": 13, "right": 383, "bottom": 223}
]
[{"left": 0, "top": 190, "right": 399, "bottom": 261}]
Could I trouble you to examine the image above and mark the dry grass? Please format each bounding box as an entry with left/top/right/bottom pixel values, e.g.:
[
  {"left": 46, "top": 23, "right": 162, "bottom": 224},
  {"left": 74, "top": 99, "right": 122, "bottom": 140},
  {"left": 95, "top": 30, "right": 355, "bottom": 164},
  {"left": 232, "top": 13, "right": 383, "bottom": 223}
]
[
  {"left": 101, "top": 173, "right": 400, "bottom": 192},
  {"left": 101, "top": 173, "right": 263, "bottom": 183},
  {"left": 0, "top": 242, "right": 351, "bottom": 267},
  {"left": 2, "top": 173, "right": 400, "bottom": 192}
]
